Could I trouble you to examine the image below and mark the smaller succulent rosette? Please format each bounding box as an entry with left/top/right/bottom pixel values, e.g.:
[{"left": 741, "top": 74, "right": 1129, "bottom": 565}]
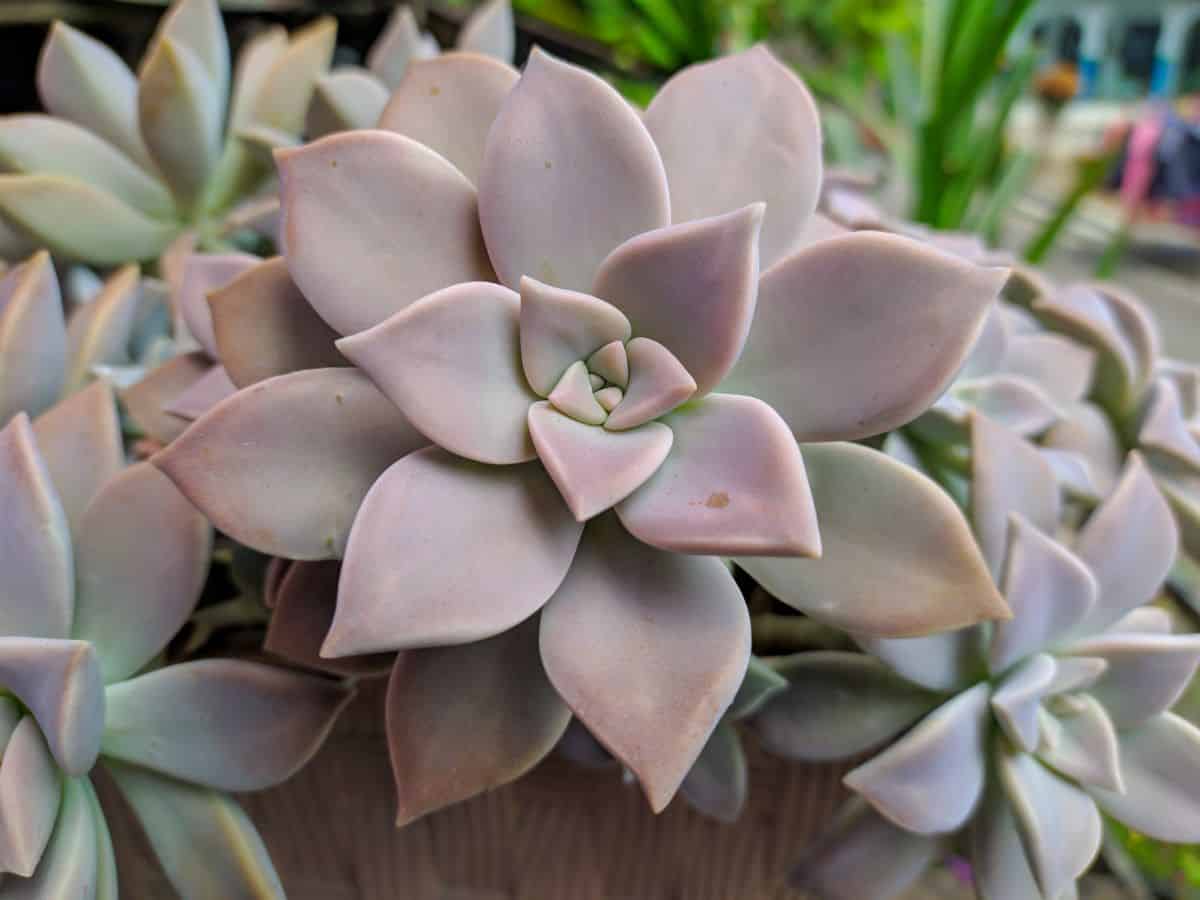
[
  {"left": 0, "top": 250, "right": 174, "bottom": 428},
  {"left": 0, "top": 0, "right": 336, "bottom": 265},
  {"left": 0, "top": 400, "right": 352, "bottom": 896},
  {"left": 306, "top": 0, "right": 515, "bottom": 138},
  {"left": 1022, "top": 279, "right": 1200, "bottom": 558},
  {"left": 762, "top": 414, "right": 1200, "bottom": 900}
]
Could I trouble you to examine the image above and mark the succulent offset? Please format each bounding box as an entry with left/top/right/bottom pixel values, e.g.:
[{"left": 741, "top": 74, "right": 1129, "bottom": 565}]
[
  {"left": 761, "top": 414, "right": 1200, "bottom": 900},
  {"left": 153, "top": 45, "right": 1011, "bottom": 822},
  {"left": 306, "top": 0, "right": 515, "bottom": 138},
  {"left": 0, "top": 397, "right": 351, "bottom": 897},
  {"left": 0, "top": 0, "right": 335, "bottom": 266}
]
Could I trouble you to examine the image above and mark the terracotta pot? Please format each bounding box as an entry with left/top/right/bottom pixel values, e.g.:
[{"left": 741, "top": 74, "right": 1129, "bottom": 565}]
[{"left": 99, "top": 680, "right": 850, "bottom": 899}]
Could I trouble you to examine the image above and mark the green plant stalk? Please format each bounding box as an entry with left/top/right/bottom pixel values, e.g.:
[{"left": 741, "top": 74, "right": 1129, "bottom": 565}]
[
  {"left": 1095, "top": 211, "right": 1135, "bottom": 277},
  {"left": 974, "top": 148, "right": 1036, "bottom": 245},
  {"left": 1023, "top": 150, "right": 1116, "bottom": 264}
]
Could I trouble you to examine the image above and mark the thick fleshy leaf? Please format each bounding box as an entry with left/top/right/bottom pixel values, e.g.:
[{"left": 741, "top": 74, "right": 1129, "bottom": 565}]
[
  {"left": 119, "top": 351, "right": 208, "bottom": 444},
  {"left": 539, "top": 513, "right": 750, "bottom": 811},
  {"left": 80, "top": 778, "right": 117, "bottom": 900},
  {"left": 679, "top": 721, "right": 747, "bottom": 824},
  {"left": 163, "top": 363, "right": 235, "bottom": 420},
  {"left": 36, "top": 21, "right": 153, "bottom": 169},
  {"left": 102, "top": 659, "right": 352, "bottom": 791},
  {"left": 228, "top": 25, "right": 287, "bottom": 132},
  {"left": 725, "top": 656, "right": 787, "bottom": 721},
  {"left": 251, "top": 17, "right": 337, "bottom": 135},
  {"left": 518, "top": 276, "right": 631, "bottom": 397},
  {"left": 1003, "top": 333, "right": 1095, "bottom": 407},
  {"left": 0, "top": 115, "right": 173, "bottom": 219},
  {"left": 366, "top": 6, "right": 438, "bottom": 88},
  {"left": 478, "top": 49, "right": 670, "bottom": 292},
  {"left": 791, "top": 799, "right": 942, "bottom": 900},
  {"left": 617, "top": 393, "right": 819, "bottom": 556},
  {"left": 31, "top": 382, "right": 123, "bottom": 539},
  {"left": 326, "top": 447, "right": 582, "bottom": 655},
  {"left": 62, "top": 264, "right": 143, "bottom": 394},
  {"left": 754, "top": 652, "right": 942, "bottom": 761},
  {"left": 1062, "top": 632, "right": 1200, "bottom": 728},
  {"left": 970, "top": 778, "right": 1046, "bottom": 900},
  {"left": 528, "top": 402, "right": 672, "bottom": 521},
  {"left": 138, "top": 37, "right": 222, "bottom": 210},
  {"left": 991, "top": 653, "right": 1057, "bottom": 751},
  {"left": 954, "top": 375, "right": 1061, "bottom": 436},
  {"left": 155, "top": 368, "right": 427, "bottom": 559},
  {"left": 0, "top": 414, "right": 72, "bottom": 640},
  {"left": 0, "top": 716, "right": 60, "bottom": 877},
  {"left": 739, "top": 442, "right": 1008, "bottom": 636},
  {"left": 456, "top": 0, "right": 515, "bottom": 60},
  {"left": 971, "top": 411, "right": 1061, "bottom": 579},
  {"left": 959, "top": 303, "right": 1010, "bottom": 379},
  {"left": 209, "top": 256, "right": 346, "bottom": 388},
  {"left": 148, "top": 0, "right": 230, "bottom": 102},
  {"left": 1072, "top": 453, "right": 1177, "bottom": 634},
  {"left": 1108, "top": 606, "right": 1173, "bottom": 635},
  {"left": 338, "top": 282, "right": 537, "bottom": 464},
  {"left": 278, "top": 130, "right": 494, "bottom": 335},
  {"left": 604, "top": 337, "right": 695, "bottom": 431},
  {"left": 1088, "top": 713, "right": 1200, "bottom": 841},
  {"left": 265, "top": 560, "right": 392, "bottom": 677},
  {"left": 306, "top": 69, "right": 389, "bottom": 137},
  {"left": 0, "top": 174, "right": 178, "bottom": 265},
  {"left": 592, "top": 205, "right": 763, "bottom": 394},
  {"left": 991, "top": 518, "right": 1096, "bottom": 673},
  {"left": 6, "top": 777, "right": 96, "bottom": 900},
  {"left": 106, "top": 762, "right": 286, "bottom": 900},
  {"left": 588, "top": 340, "right": 628, "bottom": 388},
  {"left": 998, "top": 745, "right": 1102, "bottom": 899},
  {"left": 1043, "top": 402, "right": 1124, "bottom": 497},
  {"left": 0, "top": 638, "right": 103, "bottom": 775},
  {"left": 73, "top": 463, "right": 211, "bottom": 683},
  {"left": 1037, "top": 696, "right": 1123, "bottom": 793},
  {"left": 0, "top": 252, "right": 67, "bottom": 423},
  {"left": 856, "top": 629, "right": 986, "bottom": 693},
  {"left": 177, "top": 252, "right": 258, "bottom": 358},
  {"left": 724, "top": 232, "right": 1007, "bottom": 441},
  {"left": 548, "top": 361, "right": 606, "bottom": 424},
  {"left": 378, "top": 53, "right": 519, "bottom": 186},
  {"left": 643, "top": 45, "right": 822, "bottom": 268},
  {"left": 1139, "top": 377, "right": 1200, "bottom": 471},
  {"left": 386, "top": 616, "right": 570, "bottom": 825},
  {"left": 844, "top": 683, "right": 989, "bottom": 834}
]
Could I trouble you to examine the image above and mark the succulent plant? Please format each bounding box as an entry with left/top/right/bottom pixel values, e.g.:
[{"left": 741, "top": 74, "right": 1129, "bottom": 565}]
[
  {"left": 0, "top": 396, "right": 353, "bottom": 897},
  {"left": 153, "top": 46, "right": 1010, "bottom": 822},
  {"left": 305, "top": 0, "right": 515, "bottom": 138},
  {"left": 0, "top": 250, "right": 174, "bottom": 427},
  {"left": 759, "top": 413, "right": 1200, "bottom": 900},
  {"left": 0, "top": 0, "right": 335, "bottom": 266}
]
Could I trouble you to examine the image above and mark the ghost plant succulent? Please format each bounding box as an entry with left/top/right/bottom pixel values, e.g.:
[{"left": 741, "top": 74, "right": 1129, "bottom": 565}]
[
  {"left": 0, "top": 0, "right": 335, "bottom": 266},
  {"left": 154, "top": 45, "right": 1010, "bottom": 820},
  {"left": 0, "top": 250, "right": 173, "bottom": 427},
  {"left": 761, "top": 414, "right": 1200, "bottom": 900},
  {"left": 0, "top": 396, "right": 352, "bottom": 897},
  {"left": 307, "top": 0, "right": 515, "bottom": 138}
]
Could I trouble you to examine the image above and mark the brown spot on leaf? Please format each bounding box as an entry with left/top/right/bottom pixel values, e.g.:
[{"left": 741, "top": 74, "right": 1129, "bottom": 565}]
[
  {"left": 430, "top": 85, "right": 441, "bottom": 96},
  {"left": 705, "top": 492, "right": 730, "bottom": 509}
]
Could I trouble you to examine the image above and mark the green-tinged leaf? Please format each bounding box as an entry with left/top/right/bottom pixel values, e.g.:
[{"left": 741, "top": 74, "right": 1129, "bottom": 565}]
[
  {"left": 251, "top": 17, "right": 337, "bottom": 135},
  {"left": 0, "top": 252, "right": 67, "bottom": 423},
  {"left": 755, "top": 651, "right": 944, "bottom": 762},
  {"left": 6, "top": 778, "right": 96, "bottom": 900},
  {"left": 0, "top": 175, "right": 179, "bottom": 264},
  {"left": 145, "top": 0, "right": 230, "bottom": 116},
  {"left": 105, "top": 761, "right": 285, "bottom": 900},
  {"left": 80, "top": 777, "right": 118, "bottom": 900},
  {"left": 724, "top": 655, "right": 787, "bottom": 721},
  {"left": 679, "top": 721, "right": 747, "bottom": 823},
  {"left": 0, "top": 115, "right": 174, "bottom": 219},
  {"left": 138, "top": 37, "right": 222, "bottom": 212},
  {"left": 227, "top": 26, "right": 287, "bottom": 132},
  {"left": 37, "top": 21, "right": 153, "bottom": 170}
]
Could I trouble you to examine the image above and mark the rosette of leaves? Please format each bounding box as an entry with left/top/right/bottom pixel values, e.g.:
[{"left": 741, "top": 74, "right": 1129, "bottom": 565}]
[
  {"left": 153, "top": 45, "right": 1009, "bottom": 821},
  {"left": 0, "top": 398, "right": 353, "bottom": 898},
  {"left": 0, "top": 250, "right": 174, "bottom": 427},
  {"left": 759, "top": 414, "right": 1200, "bottom": 900},
  {"left": 1009, "top": 278, "right": 1200, "bottom": 561},
  {"left": 307, "top": 0, "right": 515, "bottom": 138},
  {"left": 0, "top": 0, "right": 336, "bottom": 266}
]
